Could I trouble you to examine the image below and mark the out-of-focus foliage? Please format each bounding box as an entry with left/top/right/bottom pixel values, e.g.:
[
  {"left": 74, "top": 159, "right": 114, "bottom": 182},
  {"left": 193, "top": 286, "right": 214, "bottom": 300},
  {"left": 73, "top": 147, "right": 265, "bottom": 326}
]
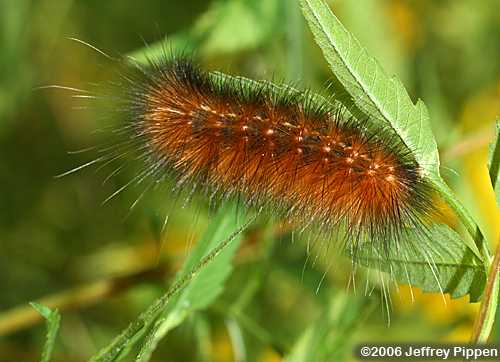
[{"left": 0, "top": 0, "right": 499, "bottom": 361}]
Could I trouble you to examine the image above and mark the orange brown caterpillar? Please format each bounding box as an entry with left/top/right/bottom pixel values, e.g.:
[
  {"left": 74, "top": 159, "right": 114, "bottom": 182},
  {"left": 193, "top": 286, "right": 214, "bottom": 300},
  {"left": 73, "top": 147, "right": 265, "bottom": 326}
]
[{"left": 114, "top": 56, "right": 438, "bottom": 255}]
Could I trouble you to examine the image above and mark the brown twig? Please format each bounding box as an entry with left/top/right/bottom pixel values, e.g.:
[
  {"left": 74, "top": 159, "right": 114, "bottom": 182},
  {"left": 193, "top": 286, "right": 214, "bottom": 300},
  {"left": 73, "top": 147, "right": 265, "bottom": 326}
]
[{"left": 0, "top": 267, "right": 168, "bottom": 337}]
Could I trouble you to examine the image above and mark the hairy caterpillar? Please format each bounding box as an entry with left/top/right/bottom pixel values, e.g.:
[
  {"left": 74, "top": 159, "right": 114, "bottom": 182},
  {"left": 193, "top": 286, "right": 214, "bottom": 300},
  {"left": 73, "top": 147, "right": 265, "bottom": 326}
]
[
  {"left": 74, "top": 52, "right": 438, "bottom": 264},
  {"left": 49, "top": 36, "right": 457, "bottom": 309}
]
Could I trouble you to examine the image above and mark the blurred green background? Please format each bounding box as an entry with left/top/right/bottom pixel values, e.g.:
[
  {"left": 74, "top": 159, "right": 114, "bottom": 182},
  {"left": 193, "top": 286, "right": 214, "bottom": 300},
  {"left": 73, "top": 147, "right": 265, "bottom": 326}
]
[{"left": 1, "top": 0, "right": 500, "bottom": 361}]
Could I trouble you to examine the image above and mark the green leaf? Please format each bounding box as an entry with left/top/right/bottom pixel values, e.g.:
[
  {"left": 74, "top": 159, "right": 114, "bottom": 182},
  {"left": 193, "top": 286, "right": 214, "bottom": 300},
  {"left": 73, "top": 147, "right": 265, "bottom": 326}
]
[
  {"left": 300, "top": 0, "right": 439, "bottom": 177},
  {"left": 299, "top": 0, "right": 485, "bottom": 261},
  {"left": 136, "top": 205, "right": 244, "bottom": 361},
  {"left": 353, "top": 224, "right": 487, "bottom": 302},
  {"left": 89, "top": 205, "right": 248, "bottom": 362},
  {"left": 30, "top": 302, "right": 60, "bottom": 362},
  {"left": 488, "top": 119, "right": 500, "bottom": 208}
]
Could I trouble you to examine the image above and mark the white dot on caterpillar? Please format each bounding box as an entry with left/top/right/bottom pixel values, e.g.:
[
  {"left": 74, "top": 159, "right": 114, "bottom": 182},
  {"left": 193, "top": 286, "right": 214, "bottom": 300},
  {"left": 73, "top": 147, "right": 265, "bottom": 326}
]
[
  {"left": 322, "top": 146, "right": 331, "bottom": 153},
  {"left": 346, "top": 157, "right": 354, "bottom": 164},
  {"left": 296, "top": 136, "right": 303, "bottom": 142},
  {"left": 241, "top": 125, "right": 249, "bottom": 131},
  {"left": 386, "top": 175, "right": 395, "bottom": 182},
  {"left": 296, "top": 148, "right": 303, "bottom": 154},
  {"left": 265, "top": 129, "right": 274, "bottom": 136}
]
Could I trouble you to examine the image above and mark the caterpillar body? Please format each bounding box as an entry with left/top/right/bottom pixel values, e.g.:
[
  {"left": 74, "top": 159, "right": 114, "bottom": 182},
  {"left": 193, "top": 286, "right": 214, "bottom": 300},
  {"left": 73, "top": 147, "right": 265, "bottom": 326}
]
[{"left": 103, "top": 55, "right": 438, "bottom": 257}]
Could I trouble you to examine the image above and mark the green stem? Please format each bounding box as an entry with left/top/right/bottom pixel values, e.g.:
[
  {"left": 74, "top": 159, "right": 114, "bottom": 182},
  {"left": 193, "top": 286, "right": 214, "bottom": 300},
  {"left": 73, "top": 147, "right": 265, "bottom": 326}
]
[
  {"left": 89, "top": 216, "right": 254, "bottom": 362},
  {"left": 432, "top": 178, "right": 491, "bottom": 263},
  {"left": 471, "top": 120, "right": 500, "bottom": 343},
  {"left": 471, "top": 237, "right": 500, "bottom": 343}
]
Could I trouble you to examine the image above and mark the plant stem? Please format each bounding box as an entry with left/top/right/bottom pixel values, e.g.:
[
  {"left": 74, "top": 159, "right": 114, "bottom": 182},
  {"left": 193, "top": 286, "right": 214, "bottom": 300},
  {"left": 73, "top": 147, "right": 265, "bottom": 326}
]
[
  {"left": 471, "top": 236, "right": 500, "bottom": 343},
  {"left": 432, "top": 178, "right": 491, "bottom": 263},
  {"left": 89, "top": 216, "right": 254, "bottom": 362},
  {"left": 471, "top": 119, "right": 500, "bottom": 343}
]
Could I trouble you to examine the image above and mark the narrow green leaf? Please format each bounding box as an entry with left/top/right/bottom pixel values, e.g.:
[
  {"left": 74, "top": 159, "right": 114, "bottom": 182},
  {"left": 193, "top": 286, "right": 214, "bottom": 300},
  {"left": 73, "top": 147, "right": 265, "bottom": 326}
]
[
  {"left": 354, "top": 224, "right": 487, "bottom": 301},
  {"left": 488, "top": 119, "right": 500, "bottom": 208},
  {"left": 30, "top": 302, "right": 60, "bottom": 362},
  {"left": 136, "top": 205, "right": 244, "bottom": 361}
]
